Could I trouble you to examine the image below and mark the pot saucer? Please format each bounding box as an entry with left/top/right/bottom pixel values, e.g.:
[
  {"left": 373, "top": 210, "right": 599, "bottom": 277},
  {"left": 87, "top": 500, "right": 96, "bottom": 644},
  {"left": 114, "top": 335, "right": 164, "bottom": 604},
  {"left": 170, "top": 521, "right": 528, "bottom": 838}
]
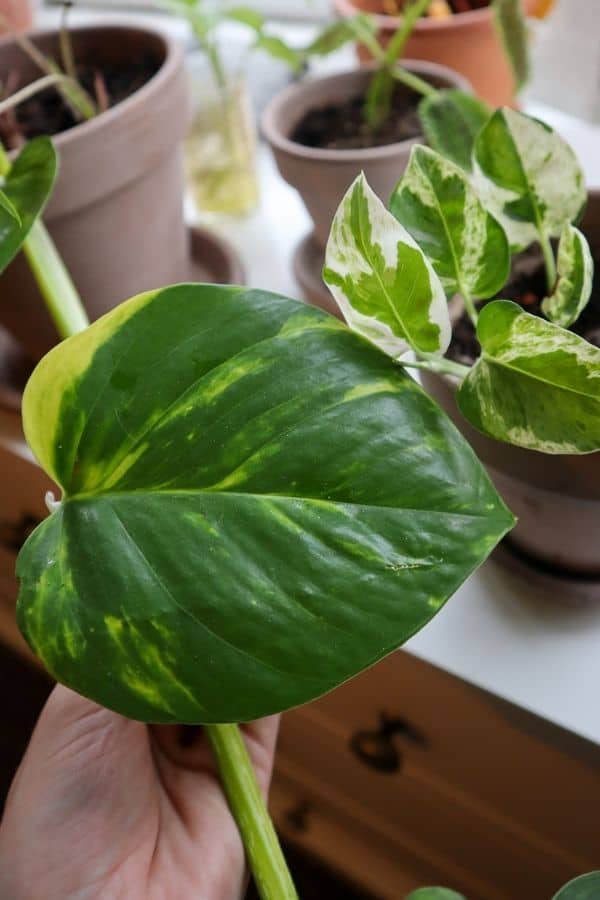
[
  {"left": 187, "top": 224, "right": 245, "bottom": 286},
  {"left": 293, "top": 232, "right": 342, "bottom": 320},
  {"left": 0, "top": 225, "right": 245, "bottom": 414},
  {"left": 493, "top": 541, "right": 600, "bottom": 606}
]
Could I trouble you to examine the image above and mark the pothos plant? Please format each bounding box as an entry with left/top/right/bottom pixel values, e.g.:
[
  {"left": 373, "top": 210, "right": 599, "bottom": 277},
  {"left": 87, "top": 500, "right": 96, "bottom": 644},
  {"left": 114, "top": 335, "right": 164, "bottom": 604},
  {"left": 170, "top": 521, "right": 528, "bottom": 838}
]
[
  {"left": 0, "top": 137, "right": 518, "bottom": 898},
  {"left": 324, "top": 106, "right": 600, "bottom": 455}
]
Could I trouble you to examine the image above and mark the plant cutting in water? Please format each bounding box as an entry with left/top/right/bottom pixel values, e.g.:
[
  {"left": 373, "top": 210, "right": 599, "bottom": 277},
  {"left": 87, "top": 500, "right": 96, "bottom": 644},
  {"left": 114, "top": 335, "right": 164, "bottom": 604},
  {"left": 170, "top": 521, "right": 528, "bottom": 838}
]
[
  {"left": 324, "top": 105, "right": 600, "bottom": 456},
  {"left": 158, "top": 0, "right": 380, "bottom": 213}
]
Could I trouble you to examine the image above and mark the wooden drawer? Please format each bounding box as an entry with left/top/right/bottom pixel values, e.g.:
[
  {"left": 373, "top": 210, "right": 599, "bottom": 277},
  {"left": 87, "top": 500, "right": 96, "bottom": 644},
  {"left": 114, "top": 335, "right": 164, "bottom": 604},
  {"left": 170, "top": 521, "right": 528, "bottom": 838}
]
[
  {"left": 275, "top": 651, "right": 600, "bottom": 899},
  {"left": 0, "top": 427, "right": 54, "bottom": 663}
]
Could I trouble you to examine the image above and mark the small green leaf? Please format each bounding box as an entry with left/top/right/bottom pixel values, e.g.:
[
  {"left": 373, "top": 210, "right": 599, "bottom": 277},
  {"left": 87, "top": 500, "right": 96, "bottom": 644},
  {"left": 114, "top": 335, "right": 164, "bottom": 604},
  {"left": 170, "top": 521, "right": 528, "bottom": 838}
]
[
  {"left": 418, "top": 89, "right": 491, "bottom": 173},
  {"left": 457, "top": 300, "right": 600, "bottom": 454},
  {"left": 305, "top": 18, "right": 370, "bottom": 57},
  {"left": 492, "top": 0, "right": 530, "bottom": 92},
  {"left": 541, "top": 224, "right": 594, "bottom": 328},
  {"left": 390, "top": 145, "right": 510, "bottom": 300},
  {"left": 0, "top": 137, "right": 57, "bottom": 275},
  {"left": 0, "top": 188, "right": 21, "bottom": 224},
  {"left": 225, "top": 6, "right": 265, "bottom": 30},
  {"left": 323, "top": 173, "right": 451, "bottom": 358},
  {"left": 252, "top": 34, "right": 303, "bottom": 70},
  {"left": 17, "top": 285, "right": 512, "bottom": 724},
  {"left": 553, "top": 872, "right": 600, "bottom": 900},
  {"left": 474, "top": 108, "right": 586, "bottom": 250},
  {"left": 405, "top": 889, "right": 466, "bottom": 900}
]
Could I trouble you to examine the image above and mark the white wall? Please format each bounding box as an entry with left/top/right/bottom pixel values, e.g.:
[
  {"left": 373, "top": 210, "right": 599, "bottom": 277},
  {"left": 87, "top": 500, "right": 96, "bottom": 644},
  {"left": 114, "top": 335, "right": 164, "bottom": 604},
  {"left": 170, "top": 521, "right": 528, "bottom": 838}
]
[{"left": 525, "top": 0, "right": 600, "bottom": 123}]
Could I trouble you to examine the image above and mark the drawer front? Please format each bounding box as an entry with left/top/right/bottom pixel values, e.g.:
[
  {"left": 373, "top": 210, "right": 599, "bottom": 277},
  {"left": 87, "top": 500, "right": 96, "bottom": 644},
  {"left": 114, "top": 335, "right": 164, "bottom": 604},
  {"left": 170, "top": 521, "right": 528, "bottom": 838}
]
[
  {"left": 278, "top": 706, "right": 577, "bottom": 900},
  {"left": 276, "top": 651, "right": 600, "bottom": 899},
  {"left": 301, "top": 649, "right": 600, "bottom": 863},
  {"left": 0, "top": 436, "right": 54, "bottom": 662}
]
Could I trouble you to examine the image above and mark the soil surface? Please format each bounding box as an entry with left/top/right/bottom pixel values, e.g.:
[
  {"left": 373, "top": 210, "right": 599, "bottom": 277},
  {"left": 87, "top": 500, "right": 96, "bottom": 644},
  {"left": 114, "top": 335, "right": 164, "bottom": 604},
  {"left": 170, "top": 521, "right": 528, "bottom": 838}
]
[
  {"left": 448, "top": 244, "right": 600, "bottom": 366},
  {"left": 0, "top": 56, "right": 159, "bottom": 149},
  {"left": 291, "top": 83, "right": 422, "bottom": 151}
]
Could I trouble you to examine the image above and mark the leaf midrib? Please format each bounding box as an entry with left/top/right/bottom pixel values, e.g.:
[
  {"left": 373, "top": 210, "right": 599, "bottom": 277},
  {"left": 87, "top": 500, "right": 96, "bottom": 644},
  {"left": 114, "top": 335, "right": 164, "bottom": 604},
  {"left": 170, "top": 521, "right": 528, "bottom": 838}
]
[
  {"left": 481, "top": 350, "right": 600, "bottom": 402},
  {"left": 63, "top": 488, "right": 506, "bottom": 523},
  {"left": 355, "top": 190, "right": 410, "bottom": 344}
]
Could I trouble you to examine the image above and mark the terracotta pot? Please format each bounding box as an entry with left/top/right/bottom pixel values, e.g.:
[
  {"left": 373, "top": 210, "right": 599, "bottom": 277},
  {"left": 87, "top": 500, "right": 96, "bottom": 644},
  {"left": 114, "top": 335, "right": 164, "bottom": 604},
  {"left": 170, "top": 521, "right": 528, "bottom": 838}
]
[
  {"left": 0, "top": 0, "right": 32, "bottom": 32},
  {"left": 262, "top": 62, "right": 469, "bottom": 250},
  {"left": 332, "top": 0, "right": 538, "bottom": 108},
  {"left": 420, "top": 193, "right": 600, "bottom": 579},
  {"left": 0, "top": 25, "right": 189, "bottom": 361}
]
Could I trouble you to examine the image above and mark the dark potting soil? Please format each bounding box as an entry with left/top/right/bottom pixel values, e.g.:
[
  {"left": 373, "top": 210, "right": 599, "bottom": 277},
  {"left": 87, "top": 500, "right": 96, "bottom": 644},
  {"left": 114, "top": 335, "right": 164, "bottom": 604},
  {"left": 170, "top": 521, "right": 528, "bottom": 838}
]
[
  {"left": 382, "top": 0, "right": 489, "bottom": 13},
  {"left": 0, "top": 56, "right": 160, "bottom": 148},
  {"left": 291, "top": 84, "right": 422, "bottom": 151},
  {"left": 447, "top": 244, "right": 600, "bottom": 366}
]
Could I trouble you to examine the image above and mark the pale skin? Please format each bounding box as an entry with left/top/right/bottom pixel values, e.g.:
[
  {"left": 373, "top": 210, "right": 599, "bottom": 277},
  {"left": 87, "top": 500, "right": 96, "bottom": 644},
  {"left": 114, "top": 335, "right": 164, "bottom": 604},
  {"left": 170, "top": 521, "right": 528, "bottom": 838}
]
[{"left": 0, "top": 686, "right": 279, "bottom": 900}]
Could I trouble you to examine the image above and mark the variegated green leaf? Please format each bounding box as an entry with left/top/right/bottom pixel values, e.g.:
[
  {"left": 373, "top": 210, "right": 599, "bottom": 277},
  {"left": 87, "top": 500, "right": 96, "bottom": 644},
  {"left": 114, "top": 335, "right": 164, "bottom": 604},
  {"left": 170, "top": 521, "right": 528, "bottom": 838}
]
[
  {"left": 304, "top": 17, "right": 376, "bottom": 56},
  {"left": 405, "top": 890, "right": 466, "bottom": 900},
  {"left": 17, "top": 285, "right": 512, "bottom": 724},
  {"left": 419, "top": 89, "right": 491, "bottom": 173},
  {"left": 457, "top": 300, "right": 600, "bottom": 453},
  {"left": 225, "top": 6, "right": 265, "bottom": 30},
  {"left": 492, "top": 0, "right": 530, "bottom": 92},
  {"left": 474, "top": 108, "right": 586, "bottom": 250},
  {"left": 323, "top": 174, "right": 451, "bottom": 358},
  {"left": 390, "top": 145, "right": 509, "bottom": 300},
  {"left": 0, "top": 137, "right": 57, "bottom": 274},
  {"left": 541, "top": 224, "right": 594, "bottom": 328},
  {"left": 553, "top": 873, "right": 600, "bottom": 900}
]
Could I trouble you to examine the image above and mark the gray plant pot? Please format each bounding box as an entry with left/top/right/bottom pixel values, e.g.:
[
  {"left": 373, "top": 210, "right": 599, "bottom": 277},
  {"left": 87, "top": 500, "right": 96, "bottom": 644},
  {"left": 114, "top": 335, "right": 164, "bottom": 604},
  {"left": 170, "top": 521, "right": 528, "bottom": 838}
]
[
  {"left": 262, "top": 61, "right": 469, "bottom": 250},
  {"left": 0, "top": 24, "right": 189, "bottom": 361}
]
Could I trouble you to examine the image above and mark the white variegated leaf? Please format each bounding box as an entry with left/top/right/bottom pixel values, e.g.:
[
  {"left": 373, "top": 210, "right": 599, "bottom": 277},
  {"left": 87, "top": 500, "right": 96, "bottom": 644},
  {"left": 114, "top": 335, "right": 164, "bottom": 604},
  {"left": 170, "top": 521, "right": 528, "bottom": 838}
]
[
  {"left": 473, "top": 108, "right": 586, "bottom": 251},
  {"left": 457, "top": 300, "right": 600, "bottom": 454},
  {"left": 390, "top": 145, "right": 509, "bottom": 300},
  {"left": 541, "top": 224, "right": 594, "bottom": 328},
  {"left": 323, "top": 174, "right": 451, "bottom": 358}
]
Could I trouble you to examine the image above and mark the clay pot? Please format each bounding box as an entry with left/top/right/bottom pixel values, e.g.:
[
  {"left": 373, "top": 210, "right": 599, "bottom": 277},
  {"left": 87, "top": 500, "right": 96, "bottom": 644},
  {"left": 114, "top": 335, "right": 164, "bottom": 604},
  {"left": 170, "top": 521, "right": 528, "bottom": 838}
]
[
  {"left": 332, "top": 0, "right": 538, "bottom": 108},
  {"left": 262, "top": 61, "right": 468, "bottom": 250},
  {"left": 0, "top": 25, "right": 189, "bottom": 361},
  {"left": 0, "top": 0, "right": 32, "bottom": 32},
  {"left": 420, "top": 193, "right": 600, "bottom": 579}
]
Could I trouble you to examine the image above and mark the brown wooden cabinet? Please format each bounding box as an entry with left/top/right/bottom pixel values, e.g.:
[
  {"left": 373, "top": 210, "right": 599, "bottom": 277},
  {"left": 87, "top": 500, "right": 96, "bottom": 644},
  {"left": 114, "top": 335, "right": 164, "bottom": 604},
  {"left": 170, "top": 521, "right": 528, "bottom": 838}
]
[{"left": 271, "top": 652, "right": 600, "bottom": 899}]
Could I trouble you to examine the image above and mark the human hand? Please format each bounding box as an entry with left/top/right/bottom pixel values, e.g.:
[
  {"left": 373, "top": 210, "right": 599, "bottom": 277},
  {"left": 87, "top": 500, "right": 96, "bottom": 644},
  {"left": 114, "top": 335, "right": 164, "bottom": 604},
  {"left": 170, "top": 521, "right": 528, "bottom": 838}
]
[{"left": 0, "top": 685, "right": 279, "bottom": 900}]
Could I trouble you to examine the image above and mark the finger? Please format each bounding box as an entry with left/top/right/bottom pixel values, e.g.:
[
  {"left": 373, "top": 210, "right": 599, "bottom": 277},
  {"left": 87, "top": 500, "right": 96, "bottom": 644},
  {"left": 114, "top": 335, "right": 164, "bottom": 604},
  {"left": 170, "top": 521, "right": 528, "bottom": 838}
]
[{"left": 152, "top": 715, "right": 280, "bottom": 794}]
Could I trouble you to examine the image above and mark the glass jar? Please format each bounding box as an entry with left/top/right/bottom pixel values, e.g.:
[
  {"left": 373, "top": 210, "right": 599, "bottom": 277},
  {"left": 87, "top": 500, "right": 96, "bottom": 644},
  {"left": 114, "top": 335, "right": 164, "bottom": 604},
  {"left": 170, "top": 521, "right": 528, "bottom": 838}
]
[{"left": 185, "top": 58, "right": 259, "bottom": 217}]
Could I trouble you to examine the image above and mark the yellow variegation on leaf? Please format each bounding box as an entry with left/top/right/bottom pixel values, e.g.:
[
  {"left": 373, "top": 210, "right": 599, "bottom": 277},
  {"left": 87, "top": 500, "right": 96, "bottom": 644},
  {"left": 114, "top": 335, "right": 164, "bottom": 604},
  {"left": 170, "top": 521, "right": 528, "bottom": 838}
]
[{"left": 17, "top": 284, "right": 513, "bottom": 724}]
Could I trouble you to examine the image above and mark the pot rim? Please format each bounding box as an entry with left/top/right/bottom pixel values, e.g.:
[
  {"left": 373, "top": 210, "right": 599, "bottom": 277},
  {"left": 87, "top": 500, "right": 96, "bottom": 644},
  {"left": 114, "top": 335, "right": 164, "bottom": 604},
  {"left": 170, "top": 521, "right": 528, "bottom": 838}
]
[
  {"left": 261, "top": 60, "right": 470, "bottom": 163},
  {"left": 0, "top": 22, "right": 183, "bottom": 151},
  {"left": 332, "top": 0, "right": 538, "bottom": 32}
]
